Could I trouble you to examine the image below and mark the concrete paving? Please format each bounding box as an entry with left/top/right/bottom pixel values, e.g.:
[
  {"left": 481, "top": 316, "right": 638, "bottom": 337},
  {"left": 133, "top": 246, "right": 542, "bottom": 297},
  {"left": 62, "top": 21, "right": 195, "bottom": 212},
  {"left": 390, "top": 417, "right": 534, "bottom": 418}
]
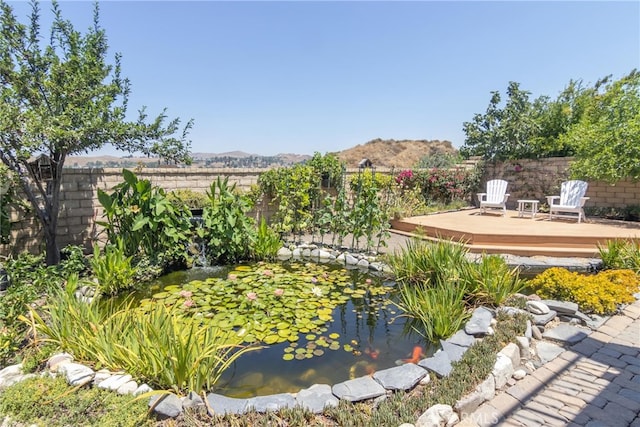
[
  {"left": 466, "top": 299, "right": 640, "bottom": 427},
  {"left": 302, "top": 230, "right": 640, "bottom": 427}
]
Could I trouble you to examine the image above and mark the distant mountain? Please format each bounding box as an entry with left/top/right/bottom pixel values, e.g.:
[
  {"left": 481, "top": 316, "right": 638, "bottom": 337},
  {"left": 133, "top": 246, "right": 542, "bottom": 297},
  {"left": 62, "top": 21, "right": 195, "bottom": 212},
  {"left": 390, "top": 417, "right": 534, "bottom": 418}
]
[
  {"left": 335, "top": 139, "right": 456, "bottom": 168},
  {"left": 66, "top": 139, "right": 455, "bottom": 169},
  {"left": 66, "top": 151, "right": 311, "bottom": 169}
]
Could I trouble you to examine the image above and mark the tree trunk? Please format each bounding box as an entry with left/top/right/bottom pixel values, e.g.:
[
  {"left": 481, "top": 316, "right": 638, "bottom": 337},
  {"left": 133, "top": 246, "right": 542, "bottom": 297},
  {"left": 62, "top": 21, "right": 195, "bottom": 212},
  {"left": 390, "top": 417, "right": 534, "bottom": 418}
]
[{"left": 44, "top": 222, "right": 60, "bottom": 266}]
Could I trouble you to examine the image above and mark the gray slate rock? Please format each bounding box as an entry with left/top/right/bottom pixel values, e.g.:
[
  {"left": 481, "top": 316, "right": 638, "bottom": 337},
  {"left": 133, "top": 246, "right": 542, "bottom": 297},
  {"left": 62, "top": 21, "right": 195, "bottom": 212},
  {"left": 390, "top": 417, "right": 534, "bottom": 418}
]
[
  {"left": 295, "top": 384, "right": 338, "bottom": 413},
  {"left": 585, "top": 313, "right": 609, "bottom": 330},
  {"left": 246, "top": 393, "right": 296, "bottom": 412},
  {"left": 542, "top": 323, "right": 591, "bottom": 344},
  {"left": 531, "top": 310, "right": 557, "bottom": 326},
  {"left": 373, "top": 363, "right": 427, "bottom": 391},
  {"left": 541, "top": 299, "right": 579, "bottom": 315},
  {"left": 440, "top": 340, "right": 468, "bottom": 362},
  {"left": 418, "top": 350, "right": 452, "bottom": 378},
  {"left": 206, "top": 393, "right": 249, "bottom": 415},
  {"left": 150, "top": 393, "right": 183, "bottom": 419},
  {"left": 183, "top": 391, "right": 204, "bottom": 409},
  {"left": 536, "top": 341, "right": 564, "bottom": 363},
  {"left": 332, "top": 376, "right": 386, "bottom": 402},
  {"left": 464, "top": 307, "right": 494, "bottom": 335},
  {"left": 444, "top": 329, "right": 476, "bottom": 347}
]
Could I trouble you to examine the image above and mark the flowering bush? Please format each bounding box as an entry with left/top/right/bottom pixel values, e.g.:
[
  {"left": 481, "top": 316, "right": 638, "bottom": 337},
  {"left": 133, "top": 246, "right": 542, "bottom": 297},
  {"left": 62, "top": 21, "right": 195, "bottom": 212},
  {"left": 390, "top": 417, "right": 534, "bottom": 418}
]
[
  {"left": 395, "top": 169, "right": 415, "bottom": 189},
  {"left": 415, "top": 167, "right": 482, "bottom": 204},
  {"left": 527, "top": 267, "right": 639, "bottom": 314}
]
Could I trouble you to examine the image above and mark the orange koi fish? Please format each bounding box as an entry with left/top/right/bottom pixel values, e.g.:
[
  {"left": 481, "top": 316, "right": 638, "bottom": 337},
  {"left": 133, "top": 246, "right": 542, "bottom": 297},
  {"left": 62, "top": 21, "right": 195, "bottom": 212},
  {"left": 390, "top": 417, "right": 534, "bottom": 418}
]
[{"left": 401, "top": 345, "right": 424, "bottom": 364}]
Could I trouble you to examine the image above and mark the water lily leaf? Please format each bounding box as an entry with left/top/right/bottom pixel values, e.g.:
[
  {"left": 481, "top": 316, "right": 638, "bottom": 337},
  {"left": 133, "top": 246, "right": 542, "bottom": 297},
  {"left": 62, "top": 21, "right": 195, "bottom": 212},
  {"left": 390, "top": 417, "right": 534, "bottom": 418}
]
[
  {"left": 329, "top": 332, "right": 340, "bottom": 339},
  {"left": 277, "top": 329, "right": 290, "bottom": 338},
  {"left": 282, "top": 354, "right": 294, "bottom": 361},
  {"left": 263, "top": 335, "right": 279, "bottom": 345},
  {"left": 313, "top": 349, "right": 324, "bottom": 356}
]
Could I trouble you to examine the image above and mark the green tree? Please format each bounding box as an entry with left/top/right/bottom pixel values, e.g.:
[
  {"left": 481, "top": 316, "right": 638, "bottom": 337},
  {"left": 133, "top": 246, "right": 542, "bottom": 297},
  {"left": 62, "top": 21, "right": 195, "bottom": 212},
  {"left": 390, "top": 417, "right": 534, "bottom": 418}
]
[
  {"left": 0, "top": 1, "right": 193, "bottom": 265},
  {"left": 461, "top": 82, "right": 539, "bottom": 160},
  {"left": 564, "top": 70, "right": 640, "bottom": 182}
]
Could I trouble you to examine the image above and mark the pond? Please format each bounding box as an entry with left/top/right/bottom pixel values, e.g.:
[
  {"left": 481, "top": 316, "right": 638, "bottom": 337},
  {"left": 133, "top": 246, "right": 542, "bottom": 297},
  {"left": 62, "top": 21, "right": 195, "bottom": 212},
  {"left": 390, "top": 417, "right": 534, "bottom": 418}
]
[{"left": 139, "top": 262, "right": 435, "bottom": 398}]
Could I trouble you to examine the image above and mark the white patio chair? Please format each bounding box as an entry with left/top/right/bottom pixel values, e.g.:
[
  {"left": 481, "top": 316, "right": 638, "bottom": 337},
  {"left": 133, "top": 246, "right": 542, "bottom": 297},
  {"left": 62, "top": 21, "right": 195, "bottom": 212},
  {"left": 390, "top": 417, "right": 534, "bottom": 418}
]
[
  {"left": 546, "top": 180, "right": 589, "bottom": 223},
  {"left": 477, "top": 179, "right": 510, "bottom": 216}
]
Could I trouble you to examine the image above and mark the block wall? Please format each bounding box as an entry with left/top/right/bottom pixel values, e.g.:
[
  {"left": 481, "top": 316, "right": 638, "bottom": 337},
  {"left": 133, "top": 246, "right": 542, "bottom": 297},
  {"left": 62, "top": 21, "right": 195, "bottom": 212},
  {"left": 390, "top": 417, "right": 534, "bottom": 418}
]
[
  {"left": 3, "top": 161, "right": 639, "bottom": 257},
  {"left": 481, "top": 157, "right": 640, "bottom": 209}
]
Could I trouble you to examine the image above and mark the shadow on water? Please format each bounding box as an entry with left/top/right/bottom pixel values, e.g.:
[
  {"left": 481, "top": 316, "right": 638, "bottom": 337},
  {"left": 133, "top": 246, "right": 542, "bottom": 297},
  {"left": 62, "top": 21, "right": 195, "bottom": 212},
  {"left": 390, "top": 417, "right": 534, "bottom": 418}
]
[{"left": 138, "top": 263, "right": 437, "bottom": 398}]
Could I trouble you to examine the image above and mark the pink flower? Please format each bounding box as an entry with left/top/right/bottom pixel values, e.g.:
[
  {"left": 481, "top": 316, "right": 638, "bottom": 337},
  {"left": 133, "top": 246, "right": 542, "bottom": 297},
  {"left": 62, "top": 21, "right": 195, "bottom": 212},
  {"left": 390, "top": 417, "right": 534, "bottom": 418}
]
[
  {"left": 228, "top": 274, "right": 237, "bottom": 280},
  {"left": 183, "top": 299, "right": 194, "bottom": 308},
  {"left": 179, "top": 290, "right": 193, "bottom": 298},
  {"left": 365, "top": 278, "right": 372, "bottom": 285},
  {"left": 246, "top": 292, "right": 258, "bottom": 301},
  {"left": 274, "top": 288, "right": 284, "bottom": 297},
  {"left": 311, "top": 277, "right": 318, "bottom": 284},
  {"left": 262, "top": 269, "right": 273, "bottom": 276}
]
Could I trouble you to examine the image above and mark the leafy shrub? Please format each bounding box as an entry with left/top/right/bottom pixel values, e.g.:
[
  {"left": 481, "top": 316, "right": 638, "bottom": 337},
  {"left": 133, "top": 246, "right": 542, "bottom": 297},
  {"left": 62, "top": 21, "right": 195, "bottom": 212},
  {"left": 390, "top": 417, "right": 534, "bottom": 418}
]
[
  {"left": 0, "top": 252, "right": 68, "bottom": 365},
  {"left": 306, "top": 151, "right": 345, "bottom": 188},
  {"left": 527, "top": 267, "right": 638, "bottom": 314},
  {"left": 200, "top": 177, "right": 256, "bottom": 264},
  {"left": 0, "top": 376, "right": 154, "bottom": 427},
  {"left": 167, "top": 188, "right": 208, "bottom": 210},
  {"left": 259, "top": 164, "right": 319, "bottom": 237},
  {"left": 97, "top": 169, "right": 192, "bottom": 270},
  {"left": 415, "top": 152, "right": 462, "bottom": 169}
]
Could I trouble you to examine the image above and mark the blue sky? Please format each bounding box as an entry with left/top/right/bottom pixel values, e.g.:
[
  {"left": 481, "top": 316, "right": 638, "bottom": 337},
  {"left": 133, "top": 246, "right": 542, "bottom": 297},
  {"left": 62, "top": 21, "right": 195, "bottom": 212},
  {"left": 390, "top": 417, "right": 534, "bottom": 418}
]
[{"left": 8, "top": 1, "right": 640, "bottom": 156}]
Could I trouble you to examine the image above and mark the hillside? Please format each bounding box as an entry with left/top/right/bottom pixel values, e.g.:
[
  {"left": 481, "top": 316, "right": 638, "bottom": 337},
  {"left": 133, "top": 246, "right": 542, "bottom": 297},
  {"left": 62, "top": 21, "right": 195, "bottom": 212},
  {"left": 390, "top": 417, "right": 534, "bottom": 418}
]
[
  {"left": 65, "top": 139, "right": 455, "bottom": 169},
  {"left": 335, "top": 139, "right": 457, "bottom": 168}
]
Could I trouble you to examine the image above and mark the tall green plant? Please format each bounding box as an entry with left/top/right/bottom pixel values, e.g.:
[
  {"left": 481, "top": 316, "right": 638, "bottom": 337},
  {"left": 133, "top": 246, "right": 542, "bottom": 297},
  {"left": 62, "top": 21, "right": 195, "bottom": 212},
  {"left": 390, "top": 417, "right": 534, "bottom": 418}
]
[
  {"left": 385, "top": 238, "right": 470, "bottom": 288},
  {"left": 258, "top": 165, "right": 319, "bottom": 238},
  {"left": 252, "top": 218, "right": 282, "bottom": 261},
  {"left": 97, "top": 169, "right": 192, "bottom": 269},
  {"left": 598, "top": 239, "right": 640, "bottom": 273},
  {"left": 200, "top": 177, "right": 256, "bottom": 264},
  {"left": 464, "top": 254, "right": 525, "bottom": 306},
  {"left": 24, "top": 276, "right": 256, "bottom": 394},
  {"left": 348, "top": 169, "right": 390, "bottom": 252},
  {"left": 395, "top": 281, "right": 470, "bottom": 342},
  {"left": 90, "top": 240, "right": 136, "bottom": 296}
]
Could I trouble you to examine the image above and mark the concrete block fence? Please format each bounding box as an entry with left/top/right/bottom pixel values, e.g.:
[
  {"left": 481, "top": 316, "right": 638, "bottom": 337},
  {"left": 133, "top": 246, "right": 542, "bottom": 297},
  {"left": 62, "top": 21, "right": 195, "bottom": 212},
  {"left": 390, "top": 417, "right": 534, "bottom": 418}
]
[
  {"left": 3, "top": 158, "right": 640, "bottom": 257},
  {"left": 481, "top": 157, "right": 640, "bottom": 210}
]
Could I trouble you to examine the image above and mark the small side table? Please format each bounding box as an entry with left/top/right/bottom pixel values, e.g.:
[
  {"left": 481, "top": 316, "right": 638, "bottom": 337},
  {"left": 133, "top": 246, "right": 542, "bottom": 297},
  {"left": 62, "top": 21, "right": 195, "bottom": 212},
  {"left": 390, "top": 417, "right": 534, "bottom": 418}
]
[{"left": 517, "top": 199, "right": 539, "bottom": 219}]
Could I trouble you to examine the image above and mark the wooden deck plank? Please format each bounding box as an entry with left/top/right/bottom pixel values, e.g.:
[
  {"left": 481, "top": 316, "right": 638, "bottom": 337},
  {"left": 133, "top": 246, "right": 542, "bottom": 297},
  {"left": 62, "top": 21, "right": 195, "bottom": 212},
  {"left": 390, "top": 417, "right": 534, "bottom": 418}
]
[{"left": 390, "top": 208, "right": 640, "bottom": 257}]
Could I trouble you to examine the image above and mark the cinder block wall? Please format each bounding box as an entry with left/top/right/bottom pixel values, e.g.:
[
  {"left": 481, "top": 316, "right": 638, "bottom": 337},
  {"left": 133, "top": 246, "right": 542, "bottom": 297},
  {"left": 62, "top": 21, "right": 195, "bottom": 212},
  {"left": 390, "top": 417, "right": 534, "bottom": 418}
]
[
  {"left": 3, "top": 160, "right": 639, "bottom": 257},
  {"left": 481, "top": 157, "right": 640, "bottom": 209},
  {"left": 3, "top": 167, "right": 266, "bottom": 257}
]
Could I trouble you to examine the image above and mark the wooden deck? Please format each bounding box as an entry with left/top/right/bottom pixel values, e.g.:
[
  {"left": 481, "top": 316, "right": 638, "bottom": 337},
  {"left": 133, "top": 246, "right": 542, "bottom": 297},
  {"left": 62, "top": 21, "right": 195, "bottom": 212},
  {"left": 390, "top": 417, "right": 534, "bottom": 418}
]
[{"left": 390, "top": 208, "right": 640, "bottom": 257}]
